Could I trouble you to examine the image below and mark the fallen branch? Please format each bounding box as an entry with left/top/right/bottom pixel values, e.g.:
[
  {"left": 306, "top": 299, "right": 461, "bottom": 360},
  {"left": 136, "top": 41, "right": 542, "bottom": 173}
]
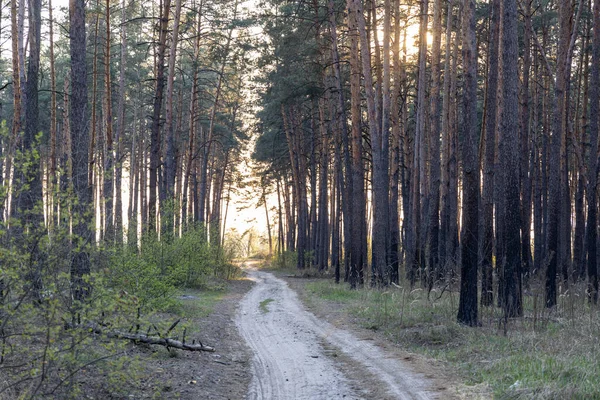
[{"left": 71, "top": 322, "right": 215, "bottom": 352}]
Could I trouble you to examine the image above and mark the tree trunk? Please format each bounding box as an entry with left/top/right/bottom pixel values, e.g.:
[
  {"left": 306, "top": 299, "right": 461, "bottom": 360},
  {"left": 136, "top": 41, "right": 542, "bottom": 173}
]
[
  {"left": 114, "top": 0, "right": 128, "bottom": 245},
  {"left": 148, "top": 0, "right": 171, "bottom": 233},
  {"left": 457, "top": 0, "right": 479, "bottom": 327},
  {"left": 587, "top": 0, "right": 600, "bottom": 302},
  {"left": 427, "top": 0, "right": 442, "bottom": 285},
  {"left": 48, "top": 0, "right": 57, "bottom": 229},
  {"left": 519, "top": 0, "right": 532, "bottom": 286},
  {"left": 104, "top": 0, "right": 114, "bottom": 242},
  {"left": 165, "top": 0, "right": 183, "bottom": 210},
  {"left": 499, "top": 0, "right": 523, "bottom": 318},
  {"left": 480, "top": 0, "right": 499, "bottom": 307},
  {"left": 70, "top": 0, "right": 91, "bottom": 301},
  {"left": 388, "top": 0, "right": 402, "bottom": 285},
  {"left": 439, "top": 0, "right": 454, "bottom": 276},
  {"left": 327, "top": 0, "right": 352, "bottom": 283},
  {"left": 21, "top": 0, "right": 44, "bottom": 299},
  {"left": 408, "top": 0, "right": 429, "bottom": 285},
  {"left": 346, "top": 0, "right": 365, "bottom": 287},
  {"left": 547, "top": 0, "right": 572, "bottom": 308}
]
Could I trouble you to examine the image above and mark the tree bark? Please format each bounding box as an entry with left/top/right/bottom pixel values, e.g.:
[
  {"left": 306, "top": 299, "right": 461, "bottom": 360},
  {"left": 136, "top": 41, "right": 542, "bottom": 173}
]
[
  {"left": 457, "top": 0, "right": 479, "bottom": 326},
  {"left": 70, "top": 0, "right": 91, "bottom": 301},
  {"left": 480, "top": 0, "right": 499, "bottom": 307},
  {"left": 104, "top": 0, "right": 114, "bottom": 241},
  {"left": 587, "top": 0, "right": 600, "bottom": 302},
  {"left": 149, "top": 0, "right": 172, "bottom": 233},
  {"left": 346, "top": 0, "right": 365, "bottom": 287},
  {"left": 165, "top": 0, "right": 183, "bottom": 208},
  {"left": 499, "top": 0, "right": 523, "bottom": 318},
  {"left": 427, "top": 0, "right": 442, "bottom": 285}
]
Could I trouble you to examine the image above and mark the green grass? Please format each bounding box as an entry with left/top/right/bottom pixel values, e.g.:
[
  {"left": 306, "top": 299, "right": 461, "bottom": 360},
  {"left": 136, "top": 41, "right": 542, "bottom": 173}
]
[
  {"left": 174, "top": 288, "right": 225, "bottom": 318},
  {"left": 304, "top": 280, "right": 600, "bottom": 399},
  {"left": 259, "top": 298, "right": 275, "bottom": 313}
]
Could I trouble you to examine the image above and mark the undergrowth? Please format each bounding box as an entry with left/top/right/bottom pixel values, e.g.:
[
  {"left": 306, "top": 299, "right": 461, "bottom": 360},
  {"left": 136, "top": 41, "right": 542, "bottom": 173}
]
[
  {"left": 304, "top": 277, "right": 600, "bottom": 399},
  {"left": 0, "top": 222, "right": 239, "bottom": 399}
]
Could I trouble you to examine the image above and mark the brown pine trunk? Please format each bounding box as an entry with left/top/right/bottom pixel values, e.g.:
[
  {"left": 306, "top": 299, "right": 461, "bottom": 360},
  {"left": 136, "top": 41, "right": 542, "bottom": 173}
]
[
  {"left": 457, "top": 0, "right": 479, "bottom": 326},
  {"left": 148, "top": 0, "right": 171, "bottom": 233},
  {"left": 427, "top": 0, "right": 442, "bottom": 285},
  {"left": 164, "top": 0, "right": 183, "bottom": 206},
  {"left": 89, "top": 13, "right": 100, "bottom": 216},
  {"left": 519, "top": 0, "right": 533, "bottom": 285},
  {"left": 388, "top": 0, "right": 402, "bottom": 285},
  {"left": 499, "top": 0, "right": 523, "bottom": 318},
  {"left": 346, "top": 0, "right": 365, "bottom": 287},
  {"left": 70, "top": 0, "right": 91, "bottom": 300},
  {"left": 446, "top": 9, "right": 461, "bottom": 277},
  {"left": 314, "top": 97, "right": 329, "bottom": 271},
  {"left": 439, "top": 0, "right": 454, "bottom": 275},
  {"left": 48, "top": 0, "right": 57, "bottom": 229},
  {"left": 327, "top": 0, "right": 352, "bottom": 282},
  {"left": 104, "top": 0, "right": 114, "bottom": 242},
  {"left": 21, "top": 0, "right": 44, "bottom": 298},
  {"left": 4, "top": 0, "right": 22, "bottom": 221},
  {"left": 114, "top": 0, "right": 128, "bottom": 245},
  {"left": 481, "top": 0, "right": 499, "bottom": 307},
  {"left": 408, "top": 0, "right": 429, "bottom": 285},
  {"left": 587, "top": 0, "right": 600, "bottom": 302}
]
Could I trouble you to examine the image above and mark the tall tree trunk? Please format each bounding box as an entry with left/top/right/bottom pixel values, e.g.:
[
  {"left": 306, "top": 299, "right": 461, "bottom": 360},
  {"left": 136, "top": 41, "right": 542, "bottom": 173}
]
[
  {"left": 587, "top": 0, "right": 600, "bottom": 302},
  {"left": 439, "top": 0, "right": 454, "bottom": 276},
  {"left": 48, "top": 0, "right": 57, "bottom": 229},
  {"left": 164, "top": 0, "right": 182, "bottom": 211},
  {"left": 17, "top": 0, "right": 25, "bottom": 113},
  {"left": 327, "top": 0, "right": 352, "bottom": 283},
  {"left": 346, "top": 0, "right": 365, "bottom": 287},
  {"left": 388, "top": 0, "right": 402, "bottom": 285},
  {"left": 89, "top": 13, "right": 100, "bottom": 203},
  {"left": 149, "top": 0, "right": 171, "bottom": 233},
  {"left": 547, "top": 0, "right": 571, "bottom": 308},
  {"left": 408, "top": 0, "right": 429, "bottom": 285},
  {"left": 499, "top": 0, "right": 523, "bottom": 318},
  {"left": 104, "top": 0, "right": 114, "bottom": 242},
  {"left": 427, "top": 0, "right": 442, "bottom": 285},
  {"left": 480, "top": 0, "right": 499, "bottom": 307},
  {"left": 114, "top": 0, "right": 127, "bottom": 244},
  {"left": 457, "top": 0, "right": 479, "bottom": 326},
  {"left": 4, "top": 0, "right": 22, "bottom": 222},
  {"left": 447, "top": 10, "right": 461, "bottom": 277},
  {"left": 317, "top": 99, "right": 329, "bottom": 271},
  {"left": 21, "top": 0, "right": 43, "bottom": 299},
  {"left": 519, "top": 0, "right": 532, "bottom": 285},
  {"left": 182, "top": 0, "right": 203, "bottom": 228},
  {"left": 70, "top": 0, "right": 91, "bottom": 301}
]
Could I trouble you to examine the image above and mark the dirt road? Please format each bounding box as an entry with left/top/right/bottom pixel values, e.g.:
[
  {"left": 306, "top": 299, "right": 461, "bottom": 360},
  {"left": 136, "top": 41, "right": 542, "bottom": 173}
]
[{"left": 236, "top": 267, "right": 436, "bottom": 400}]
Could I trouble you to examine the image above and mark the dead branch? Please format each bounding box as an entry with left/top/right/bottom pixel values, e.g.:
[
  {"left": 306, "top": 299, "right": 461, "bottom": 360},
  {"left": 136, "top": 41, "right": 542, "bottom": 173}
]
[{"left": 71, "top": 322, "right": 215, "bottom": 352}]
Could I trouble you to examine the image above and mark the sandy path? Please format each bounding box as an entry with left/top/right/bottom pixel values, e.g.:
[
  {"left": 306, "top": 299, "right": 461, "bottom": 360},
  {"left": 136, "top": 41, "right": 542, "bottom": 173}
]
[{"left": 236, "top": 267, "right": 435, "bottom": 400}]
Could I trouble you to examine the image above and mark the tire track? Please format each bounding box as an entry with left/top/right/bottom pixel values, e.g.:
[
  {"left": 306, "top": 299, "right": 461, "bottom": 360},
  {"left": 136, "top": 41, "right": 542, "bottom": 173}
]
[{"left": 236, "top": 267, "right": 435, "bottom": 399}]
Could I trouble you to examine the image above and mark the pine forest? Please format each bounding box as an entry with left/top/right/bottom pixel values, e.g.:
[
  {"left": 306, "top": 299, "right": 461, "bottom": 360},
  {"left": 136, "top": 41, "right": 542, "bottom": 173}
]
[{"left": 0, "top": 0, "right": 599, "bottom": 397}]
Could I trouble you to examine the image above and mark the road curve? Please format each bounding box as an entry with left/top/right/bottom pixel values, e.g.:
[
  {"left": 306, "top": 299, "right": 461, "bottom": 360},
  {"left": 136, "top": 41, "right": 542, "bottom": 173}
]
[{"left": 235, "top": 267, "right": 434, "bottom": 400}]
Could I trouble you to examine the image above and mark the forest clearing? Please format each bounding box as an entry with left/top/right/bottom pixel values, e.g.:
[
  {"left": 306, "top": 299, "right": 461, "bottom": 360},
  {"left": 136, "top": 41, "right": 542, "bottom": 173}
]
[{"left": 1, "top": 0, "right": 600, "bottom": 397}]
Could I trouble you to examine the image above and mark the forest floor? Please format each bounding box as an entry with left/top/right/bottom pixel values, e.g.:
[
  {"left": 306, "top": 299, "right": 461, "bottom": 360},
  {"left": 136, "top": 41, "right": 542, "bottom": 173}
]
[
  {"left": 127, "top": 260, "right": 478, "bottom": 399},
  {"left": 279, "top": 272, "right": 489, "bottom": 400},
  {"left": 236, "top": 264, "right": 457, "bottom": 399},
  {"left": 126, "top": 278, "right": 254, "bottom": 399}
]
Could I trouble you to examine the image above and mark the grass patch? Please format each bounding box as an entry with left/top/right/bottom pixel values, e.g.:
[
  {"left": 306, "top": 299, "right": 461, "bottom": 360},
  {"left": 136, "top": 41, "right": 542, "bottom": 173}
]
[
  {"left": 304, "top": 279, "right": 600, "bottom": 399},
  {"left": 259, "top": 298, "right": 275, "bottom": 313},
  {"left": 174, "top": 288, "right": 226, "bottom": 319}
]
